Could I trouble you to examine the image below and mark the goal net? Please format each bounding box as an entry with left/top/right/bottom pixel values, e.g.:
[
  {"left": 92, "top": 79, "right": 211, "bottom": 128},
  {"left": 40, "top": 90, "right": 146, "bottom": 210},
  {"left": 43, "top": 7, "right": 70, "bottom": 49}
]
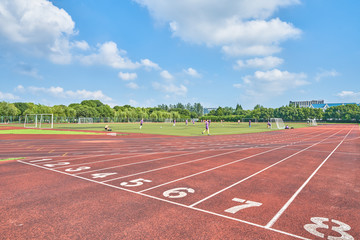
[
  {"left": 78, "top": 118, "right": 93, "bottom": 124},
  {"left": 308, "top": 119, "right": 317, "bottom": 126},
  {"left": 241, "top": 118, "right": 258, "bottom": 123},
  {"left": 270, "top": 118, "right": 285, "bottom": 129},
  {"left": 24, "top": 114, "right": 53, "bottom": 129}
]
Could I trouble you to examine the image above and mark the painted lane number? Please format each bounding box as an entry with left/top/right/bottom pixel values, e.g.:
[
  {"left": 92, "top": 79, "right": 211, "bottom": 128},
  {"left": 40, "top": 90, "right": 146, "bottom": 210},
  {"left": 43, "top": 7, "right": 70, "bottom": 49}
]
[
  {"left": 91, "top": 173, "right": 117, "bottom": 179},
  {"left": 44, "top": 162, "right": 70, "bottom": 168},
  {"left": 304, "top": 217, "right": 354, "bottom": 240},
  {"left": 65, "top": 166, "right": 90, "bottom": 172},
  {"left": 163, "top": 187, "right": 195, "bottom": 199},
  {"left": 120, "top": 178, "right": 152, "bottom": 187},
  {"left": 225, "top": 198, "right": 262, "bottom": 214}
]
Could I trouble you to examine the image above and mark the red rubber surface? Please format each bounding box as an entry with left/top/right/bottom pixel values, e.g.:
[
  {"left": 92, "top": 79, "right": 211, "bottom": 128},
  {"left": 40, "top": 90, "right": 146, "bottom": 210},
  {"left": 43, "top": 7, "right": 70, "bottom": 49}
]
[{"left": 1, "top": 124, "right": 359, "bottom": 239}]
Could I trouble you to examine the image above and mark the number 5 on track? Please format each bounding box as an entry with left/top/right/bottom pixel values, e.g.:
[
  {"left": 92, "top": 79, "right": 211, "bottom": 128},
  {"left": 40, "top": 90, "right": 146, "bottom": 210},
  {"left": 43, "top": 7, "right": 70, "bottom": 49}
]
[{"left": 225, "top": 198, "right": 262, "bottom": 214}]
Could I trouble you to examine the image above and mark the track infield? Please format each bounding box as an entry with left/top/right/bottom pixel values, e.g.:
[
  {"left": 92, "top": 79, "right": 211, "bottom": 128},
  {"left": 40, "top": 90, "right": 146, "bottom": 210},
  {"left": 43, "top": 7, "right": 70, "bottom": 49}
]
[{"left": 1, "top": 124, "right": 359, "bottom": 239}]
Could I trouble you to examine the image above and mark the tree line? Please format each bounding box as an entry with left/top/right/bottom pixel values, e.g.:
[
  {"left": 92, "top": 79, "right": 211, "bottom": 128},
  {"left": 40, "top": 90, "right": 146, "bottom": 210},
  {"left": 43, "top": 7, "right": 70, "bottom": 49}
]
[
  {"left": 0, "top": 100, "right": 204, "bottom": 122},
  {"left": 200, "top": 104, "right": 360, "bottom": 122},
  {"left": 0, "top": 100, "right": 359, "bottom": 123}
]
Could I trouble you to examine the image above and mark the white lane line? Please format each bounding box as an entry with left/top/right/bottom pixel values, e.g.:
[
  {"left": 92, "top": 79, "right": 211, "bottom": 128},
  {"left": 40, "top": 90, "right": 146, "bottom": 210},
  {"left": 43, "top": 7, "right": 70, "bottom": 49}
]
[
  {"left": 189, "top": 129, "right": 343, "bottom": 208},
  {"left": 29, "top": 158, "right": 54, "bottom": 163},
  {"left": 102, "top": 148, "right": 249, "bottom": 183},
  {"left": 139, "top": 128, "right": 339, "bottom": 193},
  {"left": 140, "top": 146, "right": 284, "bottom": 193},
  {"left": 76, "top": 150, "right": 205, "bottom": 175},
  {"left": 265, "top": 127, "right": 353, "bottom": 228},
  {"left": 17, "top": 159, "right": 310, "bottom": 240},
  {"left": 52, "top": 152, "right": 162, "bottom": 169}
]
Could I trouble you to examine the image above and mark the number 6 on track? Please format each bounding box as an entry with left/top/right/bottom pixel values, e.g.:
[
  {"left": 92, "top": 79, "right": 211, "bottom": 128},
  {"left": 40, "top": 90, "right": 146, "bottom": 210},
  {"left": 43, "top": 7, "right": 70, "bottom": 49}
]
[
  {"left": 163, "top": 187, "right": 195, "bottom": 199},
  {"left": 225, "top": 198, "right": 262, "bottom": 214}
]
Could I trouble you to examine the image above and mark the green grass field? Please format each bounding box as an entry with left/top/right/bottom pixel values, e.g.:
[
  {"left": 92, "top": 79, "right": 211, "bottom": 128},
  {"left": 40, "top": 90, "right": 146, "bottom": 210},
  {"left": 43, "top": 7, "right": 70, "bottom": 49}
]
[
  {"left": 0, "top": 129, "right": 103, "bottom": 135},
  {"left": 0, "top": 122, "right": 312, "bottom": 136},
  {"left": 0, "top": 157, "right": 25, "bottom": 162},
  {"left": 53, "top": 121, "right": 310, "bottom": 136}
]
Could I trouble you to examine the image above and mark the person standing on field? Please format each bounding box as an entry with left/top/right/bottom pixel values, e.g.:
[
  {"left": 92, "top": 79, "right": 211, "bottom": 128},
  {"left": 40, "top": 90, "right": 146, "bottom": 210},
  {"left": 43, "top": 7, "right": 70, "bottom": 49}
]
[{"left": 202, "top": 120, "right": 210, "bottom": 135}]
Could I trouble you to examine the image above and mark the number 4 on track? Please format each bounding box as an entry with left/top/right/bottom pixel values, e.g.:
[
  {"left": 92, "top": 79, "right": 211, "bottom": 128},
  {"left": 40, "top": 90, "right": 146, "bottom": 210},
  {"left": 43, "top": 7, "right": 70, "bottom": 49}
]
[{"left": 225, "top": 198, "right": 262, "bottom": 214}]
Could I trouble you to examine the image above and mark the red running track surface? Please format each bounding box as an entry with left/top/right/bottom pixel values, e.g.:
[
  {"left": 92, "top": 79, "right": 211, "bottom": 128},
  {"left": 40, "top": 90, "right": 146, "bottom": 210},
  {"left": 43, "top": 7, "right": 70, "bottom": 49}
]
[{"left": 0, "top": 124, "right": 359, "bottom": 239}]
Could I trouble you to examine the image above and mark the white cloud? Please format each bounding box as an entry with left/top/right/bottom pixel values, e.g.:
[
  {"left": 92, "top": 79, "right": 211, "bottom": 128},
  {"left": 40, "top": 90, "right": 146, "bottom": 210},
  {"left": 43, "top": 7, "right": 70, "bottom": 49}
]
[
  {"left": 141, "top": 59, "right": 161, "bottom": 70},
  {"left": 315, "top": 69, "right": 339, "bottom": 82},
  {"left": 72, "top": 40, "right": 90, "bottom": 51},
  {"left": 337, "top": 91, "right": 360, "bottom": 100},
  {"left": 0, "top": 0, "right": 76, "bottom": 63},
  {"left": 126, "top": 82, "right": 140, "bottom": 89},
  {"left": 235, "top": 56, "right": 283, "bottom": 70},
  {"left": 152, "top": 82, "right": 187, "bottom": 96},
  {"left": 24, "top": 86, "right": 112, "bottom": 102},
  {"left": 118, "top": 72, "right": 138, "bottom": 81},
  {"left": 236, "top": 69, "right": 308, "bottom": 100},
  {"left": 183, "top": 67, "right": 201, "bottom": 78},
  {"left": 160, "top": 70, "right": 174, "bottom": 80},
  {"left": 0, "top": 91, "right": 19, "bottom": 100},
  {"left": 135, "top": 0, "right": 301, "bottom": 56},
  {"left": 79, "top": 41, "right": 140, "bottom": 69}
]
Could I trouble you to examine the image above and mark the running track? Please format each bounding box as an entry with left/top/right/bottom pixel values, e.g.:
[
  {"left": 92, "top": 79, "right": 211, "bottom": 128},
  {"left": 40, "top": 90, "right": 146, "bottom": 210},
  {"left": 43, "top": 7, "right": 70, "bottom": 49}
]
[{"left": 0, "top": 124, "right": 359, "bottom": 239}]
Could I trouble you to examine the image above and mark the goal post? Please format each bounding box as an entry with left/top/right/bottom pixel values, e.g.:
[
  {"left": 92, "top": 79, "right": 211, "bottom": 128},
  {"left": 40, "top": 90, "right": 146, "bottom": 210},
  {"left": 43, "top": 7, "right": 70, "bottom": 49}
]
[
  {"left": 270, "top": 118, "right": 285, "bottom": 129},
  {"left": 78, "top": 117, "right": 94, "bottom": 124},
  {"left": 24, "top": 114, "right": 53, "bottom": 129},
  {"left": 241, "top": 118, "right": 258, "bottom": 123},
  {"left": 308, "top": 118, "right": 317, "bottom": 126}
]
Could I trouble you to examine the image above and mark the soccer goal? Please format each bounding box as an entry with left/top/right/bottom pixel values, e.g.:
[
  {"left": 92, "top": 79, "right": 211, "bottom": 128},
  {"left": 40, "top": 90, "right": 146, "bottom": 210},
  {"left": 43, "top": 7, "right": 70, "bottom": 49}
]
[
  {"left": 24, "top": 114, "right": 53, "bottom": 129},
  {"left": 270, "top": 118, "right": 285, "bottom": 129},
  {"left": 308, "top": 118, "right": 317, "bottom": 126},
  {"left": 241, "top": 118, "right": 258, "bottom": 123},
  {"left": 78, "top": 118, "right": 93, "bottom": 124}
]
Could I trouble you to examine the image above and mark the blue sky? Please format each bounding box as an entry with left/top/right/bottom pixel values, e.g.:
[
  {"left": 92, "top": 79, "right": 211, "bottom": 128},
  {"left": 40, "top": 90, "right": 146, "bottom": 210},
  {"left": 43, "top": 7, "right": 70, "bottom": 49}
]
[{"left": 0, "top": 0, "right": 359, "bottom": 110}]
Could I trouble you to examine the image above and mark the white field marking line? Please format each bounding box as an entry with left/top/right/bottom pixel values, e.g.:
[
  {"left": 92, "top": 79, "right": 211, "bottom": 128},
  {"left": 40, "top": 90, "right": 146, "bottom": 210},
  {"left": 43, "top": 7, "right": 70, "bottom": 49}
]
[
  {"left": 102, "top": 148, "right": 250, "bottom": 183},
  {"left": 76, "top": 150, "right": 205, "bottom": 175},
  {"left": 30, "top": 158, "right": 54, "bottom": 163},
  {"left": 17, "top": 160, "right": 310, "bottom": 240},
  {"left": 52, "top": 152, "right": 164, "bottom": 170},
  {"left": 189, "top": 129, "right": 343, "bottom": 208},
  {"left": 28, "top": 151, "right": 155, "bottom": 165},
  {"left": 139, "top": 145, "right": 293, "bottom": 193},
  {"left": 23, "top": 151, "right": 141, "bottom": 164},
  {"left": 265, "top": 127, "right": 354, "bottom": 228}
]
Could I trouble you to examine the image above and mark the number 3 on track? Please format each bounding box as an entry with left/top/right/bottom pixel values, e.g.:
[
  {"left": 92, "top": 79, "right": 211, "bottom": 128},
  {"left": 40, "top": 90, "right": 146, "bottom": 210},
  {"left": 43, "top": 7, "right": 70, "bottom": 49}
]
[{"left": 304, "top": 217, "right": 354, "bottom": 240}]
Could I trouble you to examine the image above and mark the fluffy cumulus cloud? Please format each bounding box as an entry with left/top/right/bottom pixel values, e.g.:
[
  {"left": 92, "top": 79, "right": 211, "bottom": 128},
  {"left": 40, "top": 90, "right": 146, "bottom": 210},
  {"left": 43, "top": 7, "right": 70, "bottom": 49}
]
[
  {"left": 19, "top": 85, "right": 112, "bottom": 102},
  {"left": 236, "top": 69, "right": 308, "bottom": 100},
  {"left": 126, "top": 82, "right": 140, "bottom": 89},
  {"left": 183, "top": 67, "right": 201, "bottom": 78},
  {"left": 0, "top": 0, "right": 76, "bottom": 63},
  {"left": 160, "top": 70, "right": 174, "bottom": 80},
  {"left": 235, "top": 56, "right": 284, "bottom": 70},
  {"left": 118, "top": 72, "right": 138, "bottom": 81},
  {"left": 141, "top": 59, "right": 161, "bottom": 70},
  {"left": 80, "top": 42, "right": 140, "bottom": 69},
  {"left": 134, "top": 0, "right": 301, "bottom": 56}
]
